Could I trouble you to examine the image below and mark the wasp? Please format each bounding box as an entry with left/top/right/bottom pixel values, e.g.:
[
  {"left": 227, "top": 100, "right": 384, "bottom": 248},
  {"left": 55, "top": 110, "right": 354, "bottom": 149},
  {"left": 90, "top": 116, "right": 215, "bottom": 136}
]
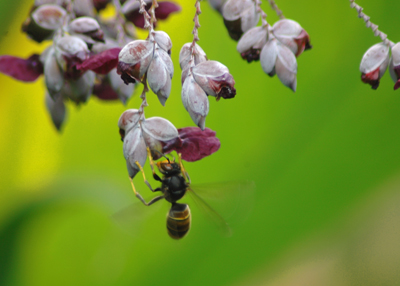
[{"left": 129, "top": 147, "right": 229, "bottom": 239}]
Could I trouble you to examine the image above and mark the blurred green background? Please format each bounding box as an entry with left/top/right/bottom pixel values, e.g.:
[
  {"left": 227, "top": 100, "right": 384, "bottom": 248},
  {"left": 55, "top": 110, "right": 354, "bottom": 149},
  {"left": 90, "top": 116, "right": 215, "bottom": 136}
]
[{"left": 1, "top": 0, "right": 400, "bottom": 285}]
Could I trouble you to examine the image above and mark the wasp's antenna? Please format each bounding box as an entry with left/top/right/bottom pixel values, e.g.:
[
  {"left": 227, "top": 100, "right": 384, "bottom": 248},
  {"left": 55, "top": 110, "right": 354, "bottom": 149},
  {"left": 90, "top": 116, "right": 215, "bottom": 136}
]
[{"left": 152, "top": 149, "right": 171, "bottom": 163}]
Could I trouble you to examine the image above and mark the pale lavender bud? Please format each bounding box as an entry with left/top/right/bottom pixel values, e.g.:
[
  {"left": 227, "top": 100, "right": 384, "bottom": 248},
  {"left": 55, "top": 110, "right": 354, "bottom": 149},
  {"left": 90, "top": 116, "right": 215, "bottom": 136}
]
[
  {"left": 272, "top": 19, "right": 312, "bottom": 57},
  {"left": 54, "top": 36, "right": 90, "bottom": 77},
  {"left": 117, "top": 40, "right": 155, "bottom": 84},
  {"left": 147, "top": 47, "right": 174, "bottom": 106},
  {"left": 182, "top": 74, "right": 209, "bottom": 130},
  {"left": 68, "top": 17, "right": 104, "bottom": 44},
  {"left": 118, "top": 109, "right": 141, "bottom": 140},
  {"left": 191, "top": 60, "right": 236, "bottom": 100},
  {"left": 222, "top": 0, "right": 259, "bottom": 41},
  {"left": 62, "top": 71, "right": 95, "bottom": 104},
  {"left": 141, "top": 117, "right": 178, "bottom": 159},
  {"left": 44, "top": 47, "right": 64, "bottom": 99},
  {"left": 34, "top": 0, "right": 64, "bottom": 5},
  {"left": 237, "top": 26, "right": 268, "bottom": 62},
  {"left": 208, "top": 0, "right": 227, "bottom": 13},
  {"left": 123, "top": 126, "right": 147, "bottom": 178},
  {"left": 22, "top": 4, "right": 67, "bottom": 43},
  {"left": 45, "top": 92, "right": 66, "bottom": 131},
  {"left": 153, "top": 31, "right": 172, "bottom": 55},
  {"left": 260, "top": 39, "right": 297, "bottom": 91},
  {"left": 108, "top": 68, "right": 135, "bottom": 104},
  {"left": 179, "top": 43, "right": 207, "bottom": 71},
  {"left": 73, "top": 0, "right": 96, "bottom": 17},
  {"left": 360, "top": 42, "right": 390, "bottom": 90}
]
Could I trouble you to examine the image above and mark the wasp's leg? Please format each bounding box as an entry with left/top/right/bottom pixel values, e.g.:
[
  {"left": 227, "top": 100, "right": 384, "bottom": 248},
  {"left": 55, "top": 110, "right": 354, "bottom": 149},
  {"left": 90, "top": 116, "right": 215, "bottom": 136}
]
[
  {"left": 178, "top": 153, "right": 191, "bottom": 184},
  {"left": 129, "top": 176, "right": 164, "bottom": 206},
  {"left": 135, "top": 161, "right": 161, "bottom": 192},
  {"left": 146, "top": 147, "right": 162, "bottom": 182}
]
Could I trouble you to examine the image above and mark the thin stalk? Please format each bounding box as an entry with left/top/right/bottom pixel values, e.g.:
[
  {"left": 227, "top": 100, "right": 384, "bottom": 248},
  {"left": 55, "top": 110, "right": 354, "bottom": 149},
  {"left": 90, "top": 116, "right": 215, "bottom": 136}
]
[
  {"left": 113, "top": 0, "right": 126, "bottom": 45},
  {"left": 253, "top": 0, "right": 268, "bottom": 27},
  {"left": 190, "top": 0, "right": 201, "bottom": 57},
  {"left": 349, "top": 0, "right": 394, "bottom": 47},
  {"left": 267, "top": 0, "right": 284, "bottom": 20}
]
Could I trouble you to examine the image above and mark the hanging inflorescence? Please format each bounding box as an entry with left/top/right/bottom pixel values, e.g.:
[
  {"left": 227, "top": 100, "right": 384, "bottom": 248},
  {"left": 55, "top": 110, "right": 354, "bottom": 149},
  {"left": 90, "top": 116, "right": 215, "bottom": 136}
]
[
  {"left": 208, "top": 0, "right": 312, "bottom": 92},
  {"left": 349, "top": 0, "right": 400, "bottom": 90}
]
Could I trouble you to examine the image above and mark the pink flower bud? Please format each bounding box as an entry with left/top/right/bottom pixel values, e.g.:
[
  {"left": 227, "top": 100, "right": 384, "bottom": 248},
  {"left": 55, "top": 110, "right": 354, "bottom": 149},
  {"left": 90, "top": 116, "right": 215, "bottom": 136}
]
[
  {"left": 117, "top": 40, "right": 155, "bottom": 84},
  {"left": 237, "top": 26, "right": 268, "bottom": 62},
  {"left": 182, "top": 74, "right": 209, "bottom": 130},
  {"left": 272, "top": 19, "right": 312, "bottom": 57},
  {"left": 191, "top": 60, "right": 236, "bottom": 100},
  {"left": 222, "top": 0, "right": 259, "bottom": 41},
  {"left": 360, "top": 42, "right": 390, "bottom": 90},
  {"left": 389, "top": 43, "right": 400, "bottom": 90},
  {"left": 22, "top": 4, "right": 67, "bottom": 43},
  {"left": 45, "top": 92, "right": 66, "bottom": 131},
  {"left": 0, "top": 54, "right": 43, "bottom": 82},
  {"left": 68, "top": 17, "right": 104, "bottom": 44},
  {"left": 153, "top": 31, "right": 172, "bottom": 55},
  {"left": 147, "top": 47, "right": 174, "bottom": 106},
  {"left": 260, "top": 39, "right": 297, "bottom": 92}
]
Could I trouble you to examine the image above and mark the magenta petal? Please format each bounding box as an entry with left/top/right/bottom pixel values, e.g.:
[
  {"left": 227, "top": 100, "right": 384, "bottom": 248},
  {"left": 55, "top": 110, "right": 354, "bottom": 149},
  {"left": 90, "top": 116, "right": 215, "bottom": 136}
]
[
  {"left": 163, "top": 127, "right": 220, "bottom": 162},
  {"left": 92, "top": 82, "right": 119, "bottom": 100},
  {"left": 0, "top": 54, "right": 43, "bottom": 82},
  {"left": 76, "top": 47, "right": 121, "bottom": 74},
  {"left": 155, "top": 2, "right": 181, "bottom": 20}
]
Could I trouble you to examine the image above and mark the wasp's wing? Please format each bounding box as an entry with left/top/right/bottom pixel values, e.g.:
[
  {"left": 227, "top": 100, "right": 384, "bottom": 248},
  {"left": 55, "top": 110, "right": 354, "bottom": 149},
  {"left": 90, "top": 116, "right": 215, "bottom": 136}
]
[
  {"left": 186, "top": 180, "right": 255, "bottom": 236},
  {"left": 111, "top": 194, "right": 167, "bottom": 237}
]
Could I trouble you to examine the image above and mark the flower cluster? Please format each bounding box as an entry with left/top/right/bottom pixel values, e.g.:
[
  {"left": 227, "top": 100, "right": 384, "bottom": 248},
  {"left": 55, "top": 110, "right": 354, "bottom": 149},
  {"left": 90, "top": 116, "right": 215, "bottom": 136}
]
[
  {"left": 118, "top": 109, "right": 220, "bottom": 178},
  {"left": 180, "top": 43, "right": 236, "bottom": 130},
  {"left": 350, "top": 0, "right": 400, "bottom": 90},
  {"left": 117, "top": 31, "right": 173, "bottom": 106},
  {"left": 208, "top": 0, "right": 311, "bottom": 92},
  {"left": 0, "top": 0, "right": 180, "bottom": 130}
]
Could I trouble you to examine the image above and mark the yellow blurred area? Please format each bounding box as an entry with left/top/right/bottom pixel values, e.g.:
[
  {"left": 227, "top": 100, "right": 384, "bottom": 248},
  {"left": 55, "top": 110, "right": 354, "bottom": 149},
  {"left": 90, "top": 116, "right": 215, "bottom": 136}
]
[{"left": 0, "top": 0, "right": 59, "bottom": 195}]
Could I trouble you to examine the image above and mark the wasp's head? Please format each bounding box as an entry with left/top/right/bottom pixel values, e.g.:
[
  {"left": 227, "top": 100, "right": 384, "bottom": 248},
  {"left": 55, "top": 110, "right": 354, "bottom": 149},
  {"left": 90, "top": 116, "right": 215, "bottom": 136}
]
[{"left": 156, "top": 159, "right": 181, "bottom": 176}]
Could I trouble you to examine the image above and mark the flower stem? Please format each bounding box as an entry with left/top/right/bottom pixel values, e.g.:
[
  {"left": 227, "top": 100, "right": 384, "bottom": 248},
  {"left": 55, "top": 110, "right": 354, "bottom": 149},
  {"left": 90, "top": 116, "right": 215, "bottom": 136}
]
[
  {"left": 113, "top": 0, "right": 126, "bottom": 46},
  {"left": 149, "top": 0, "right": 159, "bottom": 29},
  {"left": 349, "top": 0, "right": 394, "bottom": 47},
  {"left": 138, "top": 74, "right": 149, "bottom": 117},
  {"left": 252, "top": 0, "right": 268, "bottom": 27},
  {"left": 267, "top": 0, "right": 284, "bottom": 20},
  {"left": 190, "top": 0, "right": 201, "bottom": 57},
  {"left": 139, "top": 0, "right": 153, "bottom": 33}
]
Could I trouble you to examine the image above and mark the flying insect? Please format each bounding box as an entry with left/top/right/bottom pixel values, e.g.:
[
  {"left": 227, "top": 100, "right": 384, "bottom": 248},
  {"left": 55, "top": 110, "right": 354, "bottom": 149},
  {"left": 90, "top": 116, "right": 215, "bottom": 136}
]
[{"left": 129, "top": 147, "right": 230, "bottom": 239}]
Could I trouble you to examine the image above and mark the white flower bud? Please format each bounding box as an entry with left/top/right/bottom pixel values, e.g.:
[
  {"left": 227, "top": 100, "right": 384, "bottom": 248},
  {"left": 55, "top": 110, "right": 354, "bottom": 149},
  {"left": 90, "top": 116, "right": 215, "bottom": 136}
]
[
  {"left": 147, "top": 47, "right": 174, "bottom": 106},
  {"left": 182, "top": 74, "right": 209, "bottom": 130},
  {"left": 360, "top": 42, "right": 390, "bottom": 89}
]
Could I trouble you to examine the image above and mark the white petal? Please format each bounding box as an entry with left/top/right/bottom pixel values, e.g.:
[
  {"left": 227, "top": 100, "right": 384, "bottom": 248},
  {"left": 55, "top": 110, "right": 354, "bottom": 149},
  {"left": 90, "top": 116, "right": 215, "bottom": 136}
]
[
  {"left": 390, "top": 42, "right": 400, "bottom": 66},
  {"left": 153, "top": 31, "right": 172, "bottom": 53},
  {"left": 118, "top": 109, "right": 141, "bottom": 134},
  {"left": 237, "top": 26, "right": 268, "bottom": 53},
  {"left": 123, "top": 127, "right": 147, "bottom": 178},
  {"left": 260, "top": 39, "right": 278, "bottom": 74},
  {"left": 141, "top": 117, "right": 178, "bottom": 142},
  {"left": 44, "top": 48, "right": 64, "bottom": 99},
  {"left": 360, "top": 42, "right": 390, "bottom": 74},
  {"left": 275, "top": 43, "right": 298, "bottom": 91}
]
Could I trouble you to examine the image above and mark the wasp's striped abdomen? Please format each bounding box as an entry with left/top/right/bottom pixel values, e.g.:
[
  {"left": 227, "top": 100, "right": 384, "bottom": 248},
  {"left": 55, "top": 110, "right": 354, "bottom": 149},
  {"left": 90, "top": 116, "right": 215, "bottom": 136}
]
[{"left": 167, "top": 203, "right": 191, "bottom": 239}]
